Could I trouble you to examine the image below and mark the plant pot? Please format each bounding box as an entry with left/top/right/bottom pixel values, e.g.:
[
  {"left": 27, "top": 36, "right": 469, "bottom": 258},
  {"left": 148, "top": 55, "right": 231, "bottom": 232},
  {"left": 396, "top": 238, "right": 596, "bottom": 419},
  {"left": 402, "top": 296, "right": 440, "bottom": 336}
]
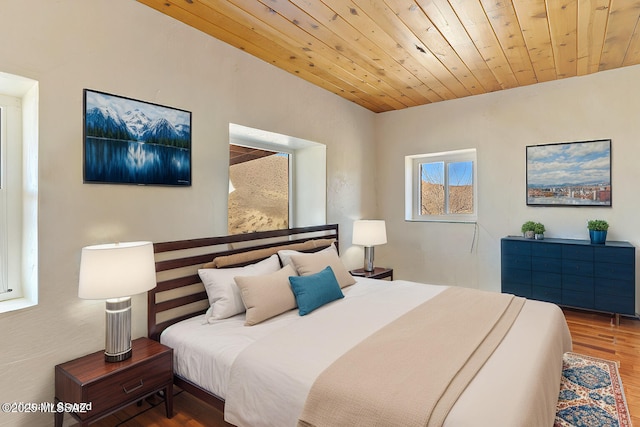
[
  {"left": 589, "top": 230, "right": 607, "bottom": 244},
  {"left": 535, "top": 233, "right": 544, "bottom": 240},
  {"left": 524, "top": 231, "right": 535, "bottom": 239}
]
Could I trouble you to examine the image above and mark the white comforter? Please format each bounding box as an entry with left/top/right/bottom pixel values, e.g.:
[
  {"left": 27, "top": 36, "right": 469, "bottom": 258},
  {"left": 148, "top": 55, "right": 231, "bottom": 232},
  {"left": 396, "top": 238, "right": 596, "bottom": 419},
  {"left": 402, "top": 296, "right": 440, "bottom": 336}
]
[{"left": 161, "top": 278, "right": 572, "bottom": 427}]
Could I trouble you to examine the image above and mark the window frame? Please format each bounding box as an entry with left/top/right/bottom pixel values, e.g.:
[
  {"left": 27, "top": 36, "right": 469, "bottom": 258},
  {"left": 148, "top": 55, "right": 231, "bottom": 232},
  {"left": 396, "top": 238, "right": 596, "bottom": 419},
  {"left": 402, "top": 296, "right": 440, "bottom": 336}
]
[
  {"left": 405, "top": 148, "right": 478, "bottom": 223},
  {"left": 0, "top": 94, "right": 21, "bottom": 301},
  {"left": 0, "top": 72, "right": 38, "bottom": 312}
]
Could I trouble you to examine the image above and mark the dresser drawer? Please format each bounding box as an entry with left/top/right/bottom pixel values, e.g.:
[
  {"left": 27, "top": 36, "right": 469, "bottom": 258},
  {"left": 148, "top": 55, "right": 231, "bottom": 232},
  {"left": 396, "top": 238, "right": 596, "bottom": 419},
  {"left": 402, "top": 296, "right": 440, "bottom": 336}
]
[
  {"left": 562, "top": 245, "right": 593, "bottom": 261},
  {"left": 502, "top": 267, "right": 531, "bottom": 284},
  {"left": 563, "top": 259, "right": 594, "bottom": 276},
  {"left": 594, "top": 262, "right": 635, "bottom": 281},
  {"left": 532, "top": 271, "right": 561, "bottom": 287},
  {"left": 562, "top": 274, "right": 594, "bottom": 292},
  {"left": 595, "top": 278, "right": 634, "bottom": 297},
  {"left": 594, "top": 246, "right": 635, "bottom": 265},
  {"left": 501, "top": 240, "right": 531, "bottom": 256},
  {"left": 502, "top": 282, "right": 531, "bottom": 298},
  {"left": 502, "top": 254, "right": 531, "bottom": 271},
  {"left": 594, "top": 294, "right": 635, "bottom": 315},
  {"left": 532, "top": 286, "right": 561, "bottom": 304},
  {"left": 532, "top": 256, "right": 561, "bottom": 273},
  {"left": 85, "top": 354, "right": 172, "bottom": 416},
  {"left": 562, "top": 289, "right": 594, "bottom": 309},
  {"left": 531, "top": 243, "right": 562, "bottom": 258}
]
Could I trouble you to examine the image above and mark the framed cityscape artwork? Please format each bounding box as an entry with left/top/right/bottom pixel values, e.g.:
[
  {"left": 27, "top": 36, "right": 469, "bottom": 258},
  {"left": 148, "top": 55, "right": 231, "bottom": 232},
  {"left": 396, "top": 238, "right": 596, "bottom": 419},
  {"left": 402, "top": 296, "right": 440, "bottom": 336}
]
[
  {"left": 526, "top": 139, "right": 611, "bottom": 207},
  {"left": 83, "top": 89, "right": 192, "bottom": 186}
]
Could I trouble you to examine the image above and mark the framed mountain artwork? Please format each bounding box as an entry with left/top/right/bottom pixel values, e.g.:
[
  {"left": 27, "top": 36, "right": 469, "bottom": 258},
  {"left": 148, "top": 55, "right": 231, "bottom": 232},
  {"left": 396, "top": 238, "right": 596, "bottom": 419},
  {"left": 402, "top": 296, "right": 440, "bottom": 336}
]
[{"left": 83, "top": 89, "right": 192, "bottom": 186}]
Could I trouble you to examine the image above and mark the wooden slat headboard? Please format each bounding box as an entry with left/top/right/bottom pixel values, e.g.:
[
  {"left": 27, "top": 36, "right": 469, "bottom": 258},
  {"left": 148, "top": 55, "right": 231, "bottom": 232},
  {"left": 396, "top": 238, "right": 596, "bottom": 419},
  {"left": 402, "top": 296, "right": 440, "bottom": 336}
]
[{"left": 148, "top": 224, "right": 339, "bottom": 341}]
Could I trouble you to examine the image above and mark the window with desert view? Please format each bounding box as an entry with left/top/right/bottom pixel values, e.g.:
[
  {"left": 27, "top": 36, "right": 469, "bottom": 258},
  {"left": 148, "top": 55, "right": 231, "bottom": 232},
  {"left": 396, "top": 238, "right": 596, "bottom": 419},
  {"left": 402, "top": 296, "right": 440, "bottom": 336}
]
[
  {"left": 406, "top": 149, "right": 476, "bottom": 222},
  {"left": 420, "top": 161, "right": 474, "bottom": 215},
  {"left": 228, "top": 145, "right": 289, "bottom": 234}
]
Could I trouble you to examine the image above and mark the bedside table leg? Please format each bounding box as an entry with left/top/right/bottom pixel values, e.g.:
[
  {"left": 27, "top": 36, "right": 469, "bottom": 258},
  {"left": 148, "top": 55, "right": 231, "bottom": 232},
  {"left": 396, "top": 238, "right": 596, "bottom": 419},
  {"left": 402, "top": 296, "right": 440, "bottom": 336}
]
[
  {"left": 165, "top": 383, "right": 174, "bottom": 418},
  {"left": 54, "top": 398, "right": 63, "bottom": 427}
]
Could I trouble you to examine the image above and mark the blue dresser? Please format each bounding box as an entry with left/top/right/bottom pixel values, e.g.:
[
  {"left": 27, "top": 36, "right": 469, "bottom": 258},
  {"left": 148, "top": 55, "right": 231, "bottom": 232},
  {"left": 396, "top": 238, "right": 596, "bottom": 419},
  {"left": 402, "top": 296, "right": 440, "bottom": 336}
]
[{"left": 501, "top": 236, "right": 636, "bottom": 317}]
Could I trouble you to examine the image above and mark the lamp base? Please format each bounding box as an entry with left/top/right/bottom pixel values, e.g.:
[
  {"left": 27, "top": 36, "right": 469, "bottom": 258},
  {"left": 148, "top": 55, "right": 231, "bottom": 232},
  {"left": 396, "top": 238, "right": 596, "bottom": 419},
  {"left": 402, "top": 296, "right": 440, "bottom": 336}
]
[
  {"left": 363, "top": 246, "right": 375, "bottom": 272},
  {"left": 105, "top": 297, "right": 132, "bottom": 363}
]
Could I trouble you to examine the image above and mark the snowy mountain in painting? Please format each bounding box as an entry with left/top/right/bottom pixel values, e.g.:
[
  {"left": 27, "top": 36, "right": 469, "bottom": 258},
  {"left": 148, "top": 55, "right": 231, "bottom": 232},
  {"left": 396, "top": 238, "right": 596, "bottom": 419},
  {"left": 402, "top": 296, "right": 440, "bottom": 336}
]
[
  {"left": 86, "top": 106, "right": 190, "bottom": 147},
  {"left": 174, "top": 123, "right": 190, "bottom": 139},
  {"left": 122, "top": 108, "right": 152, "bottom": 138},
  {"left": 85, "top": 107, "right": 133, "bottom": 140},
  {"left": 142, "top": 118, "right": 181, "bottom": 144}
]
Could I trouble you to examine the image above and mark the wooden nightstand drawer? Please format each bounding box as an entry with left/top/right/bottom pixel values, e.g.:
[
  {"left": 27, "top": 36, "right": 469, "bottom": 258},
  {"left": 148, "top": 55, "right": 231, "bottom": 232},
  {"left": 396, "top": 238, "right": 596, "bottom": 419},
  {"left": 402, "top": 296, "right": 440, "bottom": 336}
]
[
  {"left": 86, "top": 352, "right": 172, "bottom": 415},
  {"left": 55, "top": 338, "right": 173, "bottom": 426}
]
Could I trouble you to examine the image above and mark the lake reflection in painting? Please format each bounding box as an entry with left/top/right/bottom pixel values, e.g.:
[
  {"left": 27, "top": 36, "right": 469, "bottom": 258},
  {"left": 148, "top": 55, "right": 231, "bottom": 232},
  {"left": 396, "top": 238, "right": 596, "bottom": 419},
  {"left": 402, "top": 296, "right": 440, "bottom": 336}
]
[{"left": 84, "top": 138, "right": 190, "bottom": 185}]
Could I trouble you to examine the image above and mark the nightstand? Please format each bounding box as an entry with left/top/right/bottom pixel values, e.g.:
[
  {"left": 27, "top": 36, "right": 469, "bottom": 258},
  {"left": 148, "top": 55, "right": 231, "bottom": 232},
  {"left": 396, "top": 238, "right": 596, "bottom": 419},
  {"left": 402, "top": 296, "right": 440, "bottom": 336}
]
[
  {"left": 54, "top": 337, "right": 173, "bottom": 427},
  {"left": 350, "top": 267, "right": 393, "bottom": 280}
]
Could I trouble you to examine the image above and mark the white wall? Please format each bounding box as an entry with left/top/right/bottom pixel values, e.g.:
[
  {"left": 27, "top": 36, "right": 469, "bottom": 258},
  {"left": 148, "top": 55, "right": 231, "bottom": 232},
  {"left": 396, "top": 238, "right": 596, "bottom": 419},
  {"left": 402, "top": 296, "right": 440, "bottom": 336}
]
[
  {"left": 375, "top": 65, "right": 640, "bottom": 313},
  {"left": 0, "top": 1, "right": 376, "bottom": 425}
]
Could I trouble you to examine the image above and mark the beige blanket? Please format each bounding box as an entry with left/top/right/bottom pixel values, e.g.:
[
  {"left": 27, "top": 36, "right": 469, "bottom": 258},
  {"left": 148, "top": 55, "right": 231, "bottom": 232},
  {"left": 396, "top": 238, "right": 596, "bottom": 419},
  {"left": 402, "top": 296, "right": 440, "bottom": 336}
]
[{"left": 298, "top": 287, "right": 525, "bottom": 427}]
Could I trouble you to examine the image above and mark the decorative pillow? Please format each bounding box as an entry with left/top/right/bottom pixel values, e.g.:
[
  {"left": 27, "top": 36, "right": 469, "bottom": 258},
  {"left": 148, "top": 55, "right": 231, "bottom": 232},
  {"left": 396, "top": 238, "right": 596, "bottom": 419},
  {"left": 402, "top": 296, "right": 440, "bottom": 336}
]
[
  {"left": 310, "top": 238, "right": 337, "bottom": 249},
  {"left": 234, "top": 264, "right": 298, "bottom": 326},
  {"left": 289, "top": 266, "right": 344, "bottom": 316},
  {"left": 207, "top": 241, "right": 316, "bottom": 269},
  {"left": 198, "top": 254, "right": 280, "bottom": 322},
  {"left": 278, "top": 243, "right": 336, "bottom": 268},
  {"left": 290, "top": 246, "right": 356, "bottom": 288}
]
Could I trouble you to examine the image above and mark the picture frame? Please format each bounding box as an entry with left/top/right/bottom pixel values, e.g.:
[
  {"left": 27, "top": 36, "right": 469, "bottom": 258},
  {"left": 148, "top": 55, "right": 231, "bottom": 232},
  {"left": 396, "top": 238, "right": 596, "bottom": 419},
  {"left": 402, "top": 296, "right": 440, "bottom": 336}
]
[
  {"left": 526, "top": 139, "right": 611, "bottom": 207},
  {"left": 83, "top": 89, "right": 192, "bottom": 186}
]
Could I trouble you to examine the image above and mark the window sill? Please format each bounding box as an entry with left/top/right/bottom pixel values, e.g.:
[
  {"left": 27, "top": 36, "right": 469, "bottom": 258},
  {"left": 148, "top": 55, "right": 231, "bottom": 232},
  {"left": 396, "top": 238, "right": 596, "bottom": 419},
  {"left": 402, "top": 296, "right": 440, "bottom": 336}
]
[{"left": 0, "top": 296, "right": 37, "bottom": 314}]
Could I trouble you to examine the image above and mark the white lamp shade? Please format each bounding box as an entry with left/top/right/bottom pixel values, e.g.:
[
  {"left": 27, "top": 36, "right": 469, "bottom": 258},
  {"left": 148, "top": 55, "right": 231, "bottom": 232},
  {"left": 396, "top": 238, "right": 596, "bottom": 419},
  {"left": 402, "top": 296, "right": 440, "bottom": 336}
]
[
  {"left": 352, "top": 220, "right": 387, "bottom": 246},
  {"left": 78, "top": 241, "right": 157, "bottom": 300}
]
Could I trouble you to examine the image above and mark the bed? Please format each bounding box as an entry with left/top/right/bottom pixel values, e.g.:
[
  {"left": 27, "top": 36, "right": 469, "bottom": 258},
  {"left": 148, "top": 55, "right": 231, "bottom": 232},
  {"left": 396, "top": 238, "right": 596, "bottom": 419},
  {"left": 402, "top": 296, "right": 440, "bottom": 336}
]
[{"left": 149, "top": 224, "right": 572, "bottom": 426}]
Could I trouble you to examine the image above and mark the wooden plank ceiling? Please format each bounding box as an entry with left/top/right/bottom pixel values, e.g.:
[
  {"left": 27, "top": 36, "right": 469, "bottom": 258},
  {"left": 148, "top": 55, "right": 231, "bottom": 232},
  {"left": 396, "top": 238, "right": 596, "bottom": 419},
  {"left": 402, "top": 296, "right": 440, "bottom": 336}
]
[{"left": 138, "top": 0, "right": 640, "bottom": 113}]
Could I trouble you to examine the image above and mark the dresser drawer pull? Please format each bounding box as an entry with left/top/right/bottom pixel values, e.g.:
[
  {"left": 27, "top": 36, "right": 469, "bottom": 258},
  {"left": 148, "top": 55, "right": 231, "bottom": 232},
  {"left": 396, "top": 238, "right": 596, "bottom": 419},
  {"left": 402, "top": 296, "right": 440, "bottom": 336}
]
[{"left": 122, "top": 379, "right": 144, "bottom": 394}]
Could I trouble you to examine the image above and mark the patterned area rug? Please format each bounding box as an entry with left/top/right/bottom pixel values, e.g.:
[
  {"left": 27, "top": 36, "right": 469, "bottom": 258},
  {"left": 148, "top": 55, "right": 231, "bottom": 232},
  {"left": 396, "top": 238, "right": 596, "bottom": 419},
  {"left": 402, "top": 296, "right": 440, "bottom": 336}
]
[{"left": 555, "top": 352, "right": 632, "bottom": 427}]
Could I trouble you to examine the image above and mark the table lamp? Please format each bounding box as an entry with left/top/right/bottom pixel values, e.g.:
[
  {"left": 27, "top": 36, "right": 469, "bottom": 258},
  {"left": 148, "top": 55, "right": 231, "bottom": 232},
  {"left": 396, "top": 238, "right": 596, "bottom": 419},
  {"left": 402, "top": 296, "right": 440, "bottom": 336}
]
[
  {"left": 78, "top": 241, "right": 157, "bottom": 362},
  {"left": 352, "top": 220, "right": 387, "bottom": 272}
]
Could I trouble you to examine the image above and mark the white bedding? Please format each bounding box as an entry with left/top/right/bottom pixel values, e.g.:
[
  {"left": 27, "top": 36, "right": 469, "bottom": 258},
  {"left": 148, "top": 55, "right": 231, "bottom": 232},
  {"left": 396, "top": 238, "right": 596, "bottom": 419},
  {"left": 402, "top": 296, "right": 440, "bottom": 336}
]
[{"left": 161, "top": 278, "right": 572, "bottom": 426}]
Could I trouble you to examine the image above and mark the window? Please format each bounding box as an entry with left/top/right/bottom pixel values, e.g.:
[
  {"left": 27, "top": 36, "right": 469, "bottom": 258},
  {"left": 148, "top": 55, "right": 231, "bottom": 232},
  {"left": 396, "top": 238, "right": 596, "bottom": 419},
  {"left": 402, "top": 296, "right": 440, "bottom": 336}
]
[
  {"left": 405, "top": 149, "right": 477, "bottom": 222},
  {"left": 228, "top": 124, "right": 326, "bottom": 234},
  {"left": 0, "top": 72, "right": 38, "bottom": 312}
]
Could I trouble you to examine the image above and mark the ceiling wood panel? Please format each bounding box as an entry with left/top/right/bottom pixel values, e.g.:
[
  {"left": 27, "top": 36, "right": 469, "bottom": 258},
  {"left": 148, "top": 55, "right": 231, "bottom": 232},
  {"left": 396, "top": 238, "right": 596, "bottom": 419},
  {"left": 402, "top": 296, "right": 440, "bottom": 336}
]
[
  {"left": 577, "top": 0, "right": 610, "bottom": 75},
  {"left": 513, "top": 0, "right": 557, "bottom": 83},
  {"left": 138, "top": 0, "right": 640, "bottom": 113}
]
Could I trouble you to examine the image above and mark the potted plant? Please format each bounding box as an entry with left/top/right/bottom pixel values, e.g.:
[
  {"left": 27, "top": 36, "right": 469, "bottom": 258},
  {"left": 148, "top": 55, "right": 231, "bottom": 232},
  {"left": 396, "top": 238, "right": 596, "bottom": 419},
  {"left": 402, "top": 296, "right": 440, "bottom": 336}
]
[
  {"left": 533, "top": 222, "right": 545, "bottom": 240},
  {"left": 587, "top": 219, "right": 609, "bottom": 244},
  {"left": 521, "top": 221, "right": 536, "bottom": 239}
]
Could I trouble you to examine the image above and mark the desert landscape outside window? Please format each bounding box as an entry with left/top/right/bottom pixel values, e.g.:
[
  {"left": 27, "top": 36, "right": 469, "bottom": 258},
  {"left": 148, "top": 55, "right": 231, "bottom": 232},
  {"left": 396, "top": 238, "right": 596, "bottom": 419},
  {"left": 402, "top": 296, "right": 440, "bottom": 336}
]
[{"left": 228, "top": 144, "right": 290, "bottom": 234}]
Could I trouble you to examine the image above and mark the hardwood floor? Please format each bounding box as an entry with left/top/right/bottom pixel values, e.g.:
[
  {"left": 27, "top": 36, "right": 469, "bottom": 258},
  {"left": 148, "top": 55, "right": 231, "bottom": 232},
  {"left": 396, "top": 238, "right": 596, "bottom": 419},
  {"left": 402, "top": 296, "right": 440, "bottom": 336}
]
[{"left": 78, "top": 308, "right": 640, "bottom": 427}]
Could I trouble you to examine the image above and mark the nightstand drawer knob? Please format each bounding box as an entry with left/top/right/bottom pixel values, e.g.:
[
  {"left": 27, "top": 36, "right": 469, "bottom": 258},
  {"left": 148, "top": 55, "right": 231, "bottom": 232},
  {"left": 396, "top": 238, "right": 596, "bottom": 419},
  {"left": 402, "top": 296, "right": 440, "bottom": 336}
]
[{"left": 122, "top": 379, "right": 144, "bottom": 394}]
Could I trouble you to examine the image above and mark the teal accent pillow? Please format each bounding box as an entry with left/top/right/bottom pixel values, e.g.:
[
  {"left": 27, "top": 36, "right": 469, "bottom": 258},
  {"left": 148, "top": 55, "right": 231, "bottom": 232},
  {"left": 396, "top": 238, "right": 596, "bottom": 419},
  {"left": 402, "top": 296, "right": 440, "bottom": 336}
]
[{"left": 289, "top": 266, "right": 344, "bottom": 316}]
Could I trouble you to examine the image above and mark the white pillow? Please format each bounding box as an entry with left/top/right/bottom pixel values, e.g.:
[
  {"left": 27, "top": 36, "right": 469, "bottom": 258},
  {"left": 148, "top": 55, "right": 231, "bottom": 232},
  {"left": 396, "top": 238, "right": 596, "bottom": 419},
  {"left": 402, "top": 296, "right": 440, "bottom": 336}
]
[
  {"left": 278, "top": 244, "right": 336, "bottom": 268},
  {"left": 198, "top": 254, "right": 280, "bottom": 322}
]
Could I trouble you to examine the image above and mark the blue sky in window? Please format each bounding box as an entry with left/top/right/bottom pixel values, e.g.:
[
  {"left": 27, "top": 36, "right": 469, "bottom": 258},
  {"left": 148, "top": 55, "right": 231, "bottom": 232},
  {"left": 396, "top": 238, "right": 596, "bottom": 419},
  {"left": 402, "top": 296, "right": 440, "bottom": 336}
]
[{"left": 421, "top": 161, "right": 472, "bottom": 186}]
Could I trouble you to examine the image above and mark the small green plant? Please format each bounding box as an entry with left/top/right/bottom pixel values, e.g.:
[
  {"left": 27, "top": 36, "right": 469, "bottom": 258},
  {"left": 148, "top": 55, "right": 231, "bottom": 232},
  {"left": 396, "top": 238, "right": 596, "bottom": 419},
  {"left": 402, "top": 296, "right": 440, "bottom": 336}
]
[
  {"left": 533, "top": 222, "right": 545, "bottom": 234},
  {"left": 521, "top": 221, "right": 536, "bottom": 233},
  {"left": 587, "top": 220, "right": 609, "bottom": 231}
]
